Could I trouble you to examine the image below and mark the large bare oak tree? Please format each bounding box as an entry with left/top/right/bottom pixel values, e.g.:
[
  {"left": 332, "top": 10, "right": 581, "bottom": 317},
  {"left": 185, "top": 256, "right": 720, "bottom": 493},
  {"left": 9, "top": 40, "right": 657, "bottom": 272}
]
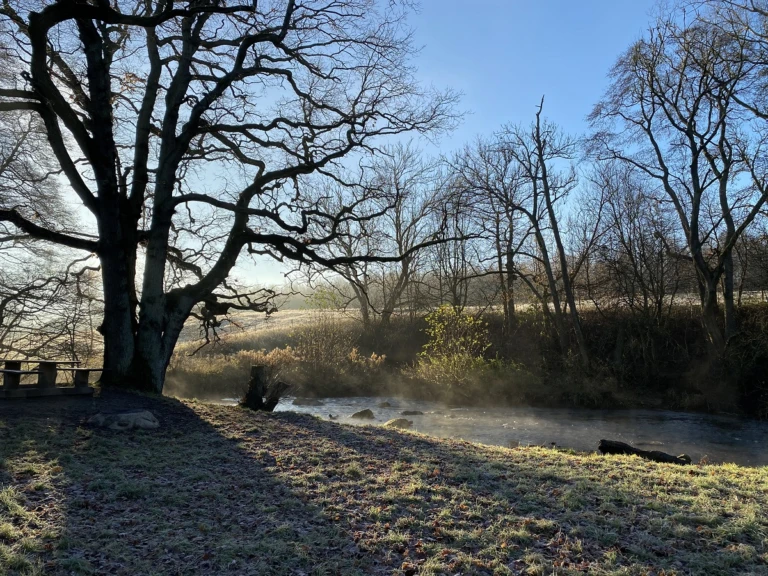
[{"left": 0, "top": 0, "right": 457, "bottom": 391}]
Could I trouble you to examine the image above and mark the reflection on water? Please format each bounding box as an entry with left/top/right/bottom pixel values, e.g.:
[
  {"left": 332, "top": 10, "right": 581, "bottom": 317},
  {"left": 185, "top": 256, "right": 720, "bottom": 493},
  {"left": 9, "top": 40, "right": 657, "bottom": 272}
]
[{"left": 256, "top": 396, "right": 767, "bottom": 466}]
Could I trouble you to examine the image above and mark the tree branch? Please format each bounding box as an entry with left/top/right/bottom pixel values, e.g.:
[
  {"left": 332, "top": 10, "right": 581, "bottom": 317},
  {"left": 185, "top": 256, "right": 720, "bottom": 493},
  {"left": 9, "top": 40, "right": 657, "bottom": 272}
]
[{"left": 0, "top": 209, "right": 98, "bottom": 252}]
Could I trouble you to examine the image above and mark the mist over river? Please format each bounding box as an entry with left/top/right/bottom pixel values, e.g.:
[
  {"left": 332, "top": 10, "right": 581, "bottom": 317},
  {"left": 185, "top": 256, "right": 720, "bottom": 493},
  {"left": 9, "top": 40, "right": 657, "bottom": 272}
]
[{"left": 247, "top": 397, "right": 768, "bottom": 467}]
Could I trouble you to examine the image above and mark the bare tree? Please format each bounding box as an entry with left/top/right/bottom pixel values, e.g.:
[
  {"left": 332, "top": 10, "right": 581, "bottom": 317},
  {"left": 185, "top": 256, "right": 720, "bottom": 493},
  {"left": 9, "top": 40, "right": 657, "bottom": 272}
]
[
  {"left": 590, "top": 10, "right": 768, "bottom": 353},
  {"left": 583, "top": 161, "right": 684, "bottom": 321},
  {"left": 0, "top": 0, "right": 458, "bottom": 391},
  {"left": 306, "top": 143, "right": 446, "bottom": 326},
  {"left": 424, "top": 187, "right": 480, "bottom": 311},
  {"left": 452, "top": 137, "right": 528, "bottom": 336},
  {"left": 499, "top": 101, "right": 592, "bottom": 369}
]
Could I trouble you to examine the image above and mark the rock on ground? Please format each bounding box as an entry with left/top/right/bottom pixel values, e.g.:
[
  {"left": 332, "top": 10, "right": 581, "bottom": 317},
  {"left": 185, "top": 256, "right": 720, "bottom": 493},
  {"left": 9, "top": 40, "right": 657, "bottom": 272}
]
[
  {"left": 87, "top": 410, "right": 159, "bottom": 431},
  {"left": 384, "top": 418, "right": 413, "bottom": 429}
]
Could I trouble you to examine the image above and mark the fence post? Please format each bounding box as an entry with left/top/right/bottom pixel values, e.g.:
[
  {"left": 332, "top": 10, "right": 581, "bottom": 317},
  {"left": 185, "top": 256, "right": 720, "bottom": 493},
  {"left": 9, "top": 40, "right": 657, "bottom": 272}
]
[{"left": 2, "top": 361, "right": 21, "bottom": 389}]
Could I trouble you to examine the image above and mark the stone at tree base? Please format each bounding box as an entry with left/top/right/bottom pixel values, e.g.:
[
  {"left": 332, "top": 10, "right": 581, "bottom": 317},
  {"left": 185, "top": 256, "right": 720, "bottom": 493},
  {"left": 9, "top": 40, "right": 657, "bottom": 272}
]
[
  {"left": 384, "top": 418, "right": 413, "bottom": 429},
  {"left": 401, "top": 410, "right": 424, "bottom": 416},
  {"left": 87, "top": 410, "right": 159, "bottom": 431},
  {"left": 350, "top": 409, "right": 375, "bottom": 419}
]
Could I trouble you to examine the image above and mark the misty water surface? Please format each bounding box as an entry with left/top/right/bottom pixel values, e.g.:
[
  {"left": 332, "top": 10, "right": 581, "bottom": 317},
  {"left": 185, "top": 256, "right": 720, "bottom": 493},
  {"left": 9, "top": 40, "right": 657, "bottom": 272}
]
[{"left": 260, "top": 397, "right": 768, "bottom": 467}]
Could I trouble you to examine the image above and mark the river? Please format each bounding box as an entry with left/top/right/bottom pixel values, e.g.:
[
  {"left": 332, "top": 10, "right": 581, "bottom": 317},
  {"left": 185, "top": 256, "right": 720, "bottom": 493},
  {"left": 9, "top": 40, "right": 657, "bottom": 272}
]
[{"left": 254, "top": 396, "right": 768, "bottom": 466}]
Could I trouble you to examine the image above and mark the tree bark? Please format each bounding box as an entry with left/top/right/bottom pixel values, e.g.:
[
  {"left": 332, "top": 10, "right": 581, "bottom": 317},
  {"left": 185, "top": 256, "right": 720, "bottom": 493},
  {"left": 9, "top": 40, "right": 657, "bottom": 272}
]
[
  {"left": 99, "top": 241, "right": 136, "bottom": 386},
  {"left": 505, "top": 244, "right": 516, "bottom": 333},
  {"left": 722, "top": 250, "right": 736, "bottom": 343},
  {"left": 353, "top": 285, "right": 372, "bottom": 328},
  {"left": 701, "top": 281, "right": 726, "bottom": 355}
]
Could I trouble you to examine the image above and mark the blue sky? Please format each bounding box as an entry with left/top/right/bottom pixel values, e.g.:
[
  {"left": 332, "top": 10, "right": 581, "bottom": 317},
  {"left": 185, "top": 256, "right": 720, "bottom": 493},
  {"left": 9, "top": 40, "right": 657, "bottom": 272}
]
[
  {"left": 410, "top": 0, "right": 659, "bottom": 151},
  {"left": 246, "top": 0, "right": 661, "bottom": 287}
]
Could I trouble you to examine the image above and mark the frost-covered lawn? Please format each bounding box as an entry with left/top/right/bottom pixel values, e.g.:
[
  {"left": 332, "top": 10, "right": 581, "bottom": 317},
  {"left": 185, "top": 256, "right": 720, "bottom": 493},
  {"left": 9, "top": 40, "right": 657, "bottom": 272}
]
[{"left": 1, "top": 393, "right": 766, "bottom": 575}]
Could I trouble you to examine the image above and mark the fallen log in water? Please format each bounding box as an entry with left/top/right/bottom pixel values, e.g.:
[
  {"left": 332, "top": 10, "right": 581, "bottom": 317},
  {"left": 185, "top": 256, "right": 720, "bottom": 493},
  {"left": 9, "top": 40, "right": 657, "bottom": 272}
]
[{"left": 598, "top": 439, "right": 692, "bottom": 465}]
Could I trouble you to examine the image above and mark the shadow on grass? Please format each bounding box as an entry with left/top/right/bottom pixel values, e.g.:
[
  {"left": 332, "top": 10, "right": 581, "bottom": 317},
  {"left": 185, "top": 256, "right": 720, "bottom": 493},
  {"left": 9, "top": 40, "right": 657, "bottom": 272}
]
[
  {"left": 1, "top": 394, "right": 766, "bottom": 575},
  {"left": 0, "top": 392, "right": 377, "bottom": 575},
  {"left": 256, "top": 411, "right": 768, "bottom": 576}
]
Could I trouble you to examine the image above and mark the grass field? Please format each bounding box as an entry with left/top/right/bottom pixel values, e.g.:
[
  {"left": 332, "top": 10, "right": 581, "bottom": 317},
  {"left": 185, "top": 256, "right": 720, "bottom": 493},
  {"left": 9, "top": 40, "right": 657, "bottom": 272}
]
[{"left": 1, "top": 392, "right": 766, "bottom": 575}]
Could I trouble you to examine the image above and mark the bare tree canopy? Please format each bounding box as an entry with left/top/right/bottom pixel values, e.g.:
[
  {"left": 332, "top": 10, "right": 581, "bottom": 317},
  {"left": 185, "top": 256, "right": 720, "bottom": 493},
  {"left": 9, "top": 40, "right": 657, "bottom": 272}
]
[
  {"left": 304, "top": 142, "right": 449, "bottom": 327},
  {"left": 0, "top": 0, "right": 459, "bottom": 391},
  {"left": 589, "top": 3, "right": 768, "bottom": 353}
]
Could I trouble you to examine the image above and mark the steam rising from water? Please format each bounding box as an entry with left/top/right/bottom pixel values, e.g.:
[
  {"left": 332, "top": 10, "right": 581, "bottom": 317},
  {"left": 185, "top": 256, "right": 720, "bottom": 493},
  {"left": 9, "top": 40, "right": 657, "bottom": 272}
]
[{"left": 258, "top": 397, "right": 768, "bottom": 466}]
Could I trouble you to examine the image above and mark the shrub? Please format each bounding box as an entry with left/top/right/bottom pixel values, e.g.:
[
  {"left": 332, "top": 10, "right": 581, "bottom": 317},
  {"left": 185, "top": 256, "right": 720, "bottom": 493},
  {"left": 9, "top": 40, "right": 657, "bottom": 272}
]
[
  {"left": 421, "top": 305, "right": 490, "bottom": 359},
  {"left": 291, "top": 310, "right": 360, "bottom": 384},
  {"left": 412, "top": 305, "right": 537, "bottom": 402},
  {"left": 289, "top": 312, "right": 388, "bottom": 396},
  {"left": 348, "top": 347, "right": 386, "bottom": 378}
]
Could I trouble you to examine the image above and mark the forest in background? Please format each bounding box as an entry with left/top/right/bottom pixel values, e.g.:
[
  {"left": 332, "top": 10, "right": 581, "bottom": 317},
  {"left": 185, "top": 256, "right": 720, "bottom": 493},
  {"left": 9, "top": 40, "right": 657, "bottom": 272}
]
[{"left": 2, "top": 1, "right": 768, "bottom": 416}]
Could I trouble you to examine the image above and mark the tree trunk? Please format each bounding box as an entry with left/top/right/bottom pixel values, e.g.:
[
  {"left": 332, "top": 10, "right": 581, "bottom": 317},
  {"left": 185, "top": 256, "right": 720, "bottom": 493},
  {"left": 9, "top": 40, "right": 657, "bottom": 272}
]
[
  {"left": 349, "top": 281, "right": 372, "bottom": 328},
  {"left": 99, "top": 248, "right": 136, "bottom": 386},
  {"left": 360, "top": 301, "right": 371, "bottom": 327},
  {"left": 505, "top": 247, "right": 516, "bottom": 334},
  {"left": 242, "top": 365, "right": 266, "bottom": 410},
  {"left": 564, "top": 288, "right": 590, "bottom": 370},
  {"left": 128, "top": 295, "right": 193, "bottom": 394},
  {"left": 541, "top": 172, "right": 590, "bottom": 370},
  {"left": 722, "top": 250, "right": 736, "bottom": 344},
  {"left": 701, "top": 281, "right": 725, "bottom": 355},
  {"left": 496, "top": 240, "right": 508, "bottom": 330},
  {"left": 532, "top": 226, "right": 570, "bottom": 356}
]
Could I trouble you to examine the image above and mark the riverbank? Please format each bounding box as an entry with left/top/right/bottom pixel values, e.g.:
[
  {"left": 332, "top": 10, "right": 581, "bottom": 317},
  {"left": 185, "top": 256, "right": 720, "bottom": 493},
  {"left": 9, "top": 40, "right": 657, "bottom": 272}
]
[
  {"left": 1, "top": 392, "right": 766, "bottom": 575},
  {"left": 166, "top": 305, "right": 768, "bottom": 418}
]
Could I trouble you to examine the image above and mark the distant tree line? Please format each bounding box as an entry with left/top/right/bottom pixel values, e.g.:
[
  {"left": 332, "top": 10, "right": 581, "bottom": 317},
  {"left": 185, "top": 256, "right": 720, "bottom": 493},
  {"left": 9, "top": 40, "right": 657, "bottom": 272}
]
[
  {"left": 305, "top": 1, "right": 768, "bottom": 372},
  {"left": 2, "top": 0, "right": 768, "bottom": 400}
]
